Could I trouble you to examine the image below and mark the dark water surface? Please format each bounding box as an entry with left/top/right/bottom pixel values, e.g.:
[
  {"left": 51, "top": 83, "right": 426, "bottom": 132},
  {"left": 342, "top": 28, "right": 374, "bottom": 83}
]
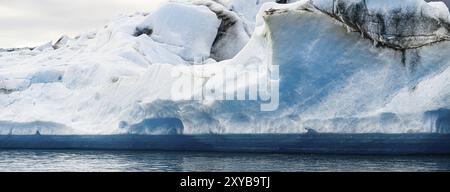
[{"left": 1, "top": 150, "right": 450, "bottom": 172}]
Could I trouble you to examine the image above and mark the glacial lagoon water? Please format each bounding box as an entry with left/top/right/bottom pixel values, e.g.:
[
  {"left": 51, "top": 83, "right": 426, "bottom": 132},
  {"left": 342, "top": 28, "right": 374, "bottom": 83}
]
[{"left": 1, "top": 150, "right": 450, "bottom": 172}]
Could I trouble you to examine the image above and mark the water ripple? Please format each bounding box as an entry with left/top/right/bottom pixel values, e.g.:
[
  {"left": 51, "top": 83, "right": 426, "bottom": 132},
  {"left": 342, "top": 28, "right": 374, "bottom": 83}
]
[{"left": 1, "top": 150, "right": 450, "bottom": 172}]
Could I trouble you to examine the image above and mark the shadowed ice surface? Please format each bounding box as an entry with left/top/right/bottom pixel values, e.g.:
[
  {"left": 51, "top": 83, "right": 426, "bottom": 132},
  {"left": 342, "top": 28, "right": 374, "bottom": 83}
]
[{"left": 1, "top": 150, "right": 450, "bottom": 172}]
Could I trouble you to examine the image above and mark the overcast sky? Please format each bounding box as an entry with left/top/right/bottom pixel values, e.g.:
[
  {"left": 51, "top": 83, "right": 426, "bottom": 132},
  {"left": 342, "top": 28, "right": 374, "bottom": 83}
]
[
  {"left": 0, "top": 0, "right": 168, "bottom": 48},
  {"left": 1, "top": 0, "right": 449, "bottom": 48}
]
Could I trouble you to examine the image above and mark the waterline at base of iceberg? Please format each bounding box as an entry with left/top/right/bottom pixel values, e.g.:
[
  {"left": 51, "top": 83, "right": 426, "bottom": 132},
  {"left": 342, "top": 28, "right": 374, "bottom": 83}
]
[{"left": 1, "top": 133, "right": 450, "bottom": 155}]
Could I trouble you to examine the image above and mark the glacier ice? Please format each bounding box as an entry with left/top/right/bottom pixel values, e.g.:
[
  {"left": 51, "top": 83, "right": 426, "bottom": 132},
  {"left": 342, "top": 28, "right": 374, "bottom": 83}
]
[{"left": 0, "top": 0, "right": 450, "bottom": 135}]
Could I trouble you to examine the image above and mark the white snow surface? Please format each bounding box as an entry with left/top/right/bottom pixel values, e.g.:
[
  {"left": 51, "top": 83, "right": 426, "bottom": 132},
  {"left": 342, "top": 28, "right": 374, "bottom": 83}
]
[
  {"left": 136, "top": 2, "right": 221, "bottom": 61},
  {"left": 0, "top": 0, "right": 450, "bottom": 135}
]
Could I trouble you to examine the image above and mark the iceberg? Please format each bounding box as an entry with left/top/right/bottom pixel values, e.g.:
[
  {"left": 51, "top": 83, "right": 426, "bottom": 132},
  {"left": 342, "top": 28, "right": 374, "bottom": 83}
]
[{"left": 0, "top": 0, "right": 450, "bottom": 136}]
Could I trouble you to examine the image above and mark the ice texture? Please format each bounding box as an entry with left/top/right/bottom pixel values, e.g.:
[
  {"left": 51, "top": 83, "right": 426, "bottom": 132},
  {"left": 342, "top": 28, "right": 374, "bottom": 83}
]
[{"left": 0, "top": 0, "right": 450, "bottom": 135}]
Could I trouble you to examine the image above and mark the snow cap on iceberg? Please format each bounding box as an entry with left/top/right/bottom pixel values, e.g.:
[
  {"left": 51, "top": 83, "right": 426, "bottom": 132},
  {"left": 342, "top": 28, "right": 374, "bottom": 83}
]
[{"left": 136, "top": 2, "right": 221, "bottom": 62}]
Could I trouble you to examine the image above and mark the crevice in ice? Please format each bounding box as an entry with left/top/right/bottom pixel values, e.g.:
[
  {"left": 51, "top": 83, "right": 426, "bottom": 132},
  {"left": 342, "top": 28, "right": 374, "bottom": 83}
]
[
  {"left": 0, "top": 47, "right": 33, "bottom": 52},
  {"left": 133, "top": 27, "right": 153, "bottom": 37},
  {"left": 210, "top": 11, "right": 239, "bottom": 59},
  {"left": 53, "top": 35, "right": 71, "bottom": 49},
  {"left": 425, "top": 108, "right": 450, "bottom": 133},
  {"left": 276, "top": 0, "right": 289, "bottom": 3},
  {"left": 400, "top": 49, "right": 422, "bottom": 69},
  {"left": 128, "top": 118, "right": 184, "bottom": 135},
  {"left": 189, "top": 0, "right": 252, "bottom": 61},
  {"left": 0, "top": 88, "right": 14, "bottom": 94}
]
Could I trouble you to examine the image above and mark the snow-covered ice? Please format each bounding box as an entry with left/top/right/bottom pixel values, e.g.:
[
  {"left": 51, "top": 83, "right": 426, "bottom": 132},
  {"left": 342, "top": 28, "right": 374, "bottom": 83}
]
[{"left": 0, "top": 0, "right": 450, "bottom": 135}]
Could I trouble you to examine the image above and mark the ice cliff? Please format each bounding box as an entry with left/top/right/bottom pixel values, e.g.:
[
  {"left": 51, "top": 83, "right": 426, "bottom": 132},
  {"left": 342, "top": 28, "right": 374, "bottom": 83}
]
[{"left": 0, "top": 0, "right": 450, "bottom": 135}]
